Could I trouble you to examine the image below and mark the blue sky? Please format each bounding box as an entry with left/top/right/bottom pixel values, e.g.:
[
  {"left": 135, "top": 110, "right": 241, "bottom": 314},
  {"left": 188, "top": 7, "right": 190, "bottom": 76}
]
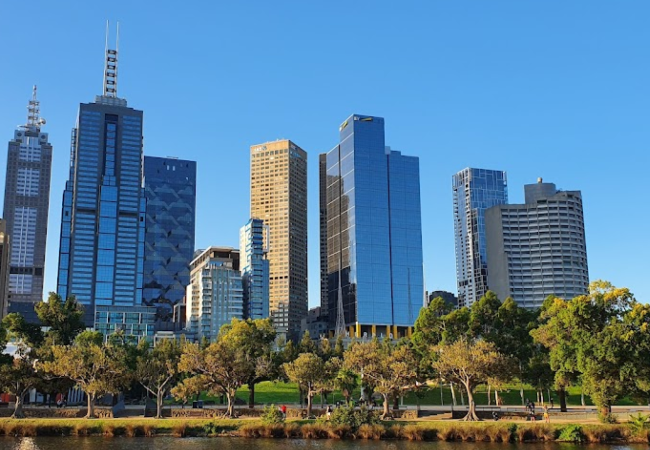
[{"left": 0, "top": 1, "right": 648, "bottom": 306}]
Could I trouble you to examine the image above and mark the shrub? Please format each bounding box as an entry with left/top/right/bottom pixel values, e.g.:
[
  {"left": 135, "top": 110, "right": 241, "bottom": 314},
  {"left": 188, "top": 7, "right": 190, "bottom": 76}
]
[
  {"left": 172, "top": 423, "right": 187, "bottom": 437},
  {"left": 387, "top": 424, "right": 403, "bottom": 439},
  {"left": 402, "top": 424, "right": 424, "bottom": 441},
  {"left": 558, "top": 424, "right": 585, "bottom": 443},
  {"left": 329, "top": 405, "right": 380, "bottom": 430},
  {"left": 283, "top": 422, "right": 300, "bottom": 438},
  {"left": 629, "top": 413, "right": 649, "bottom": 435},
  {"left": 599, "top": 412, "right": 618, "bottom": 423},
  {"left": 300, "top": 423, "right": 328, "bottom": 439},
  {"left": 143, "top": 424, "right": 155, "bottom": 437},
  {"left": 102, "top": 424, "right": 115, "bottom": 437},
  {"left": 261, "top": 404, "right": 285, "bottom": 424},
  {"left": 437, "top": 425, "right": 459, "bottom": 441},
  {"left": 356, "top": 424, "right": 384, "bottom": 440},
  {"left": 327, "top": 424, "right": 351, "bottom": 439}
]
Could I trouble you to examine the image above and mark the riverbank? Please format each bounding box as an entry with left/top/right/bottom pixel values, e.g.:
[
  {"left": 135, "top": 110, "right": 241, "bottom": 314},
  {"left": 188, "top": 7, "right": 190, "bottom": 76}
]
[{"left": 0, "top": 418, "right": 648, "bottom": 444}]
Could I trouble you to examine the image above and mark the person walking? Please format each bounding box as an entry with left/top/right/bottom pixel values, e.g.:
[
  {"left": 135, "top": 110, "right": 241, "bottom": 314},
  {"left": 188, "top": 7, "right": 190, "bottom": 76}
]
[{"left": 543, "top": 409, "right": 550, "bottom": 423}]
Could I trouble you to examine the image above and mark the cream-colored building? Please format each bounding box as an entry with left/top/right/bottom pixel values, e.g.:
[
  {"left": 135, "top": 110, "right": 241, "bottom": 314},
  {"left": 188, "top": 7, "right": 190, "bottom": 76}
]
[{"left": 250, "top": 140, "right": 307, "bottom": 340}]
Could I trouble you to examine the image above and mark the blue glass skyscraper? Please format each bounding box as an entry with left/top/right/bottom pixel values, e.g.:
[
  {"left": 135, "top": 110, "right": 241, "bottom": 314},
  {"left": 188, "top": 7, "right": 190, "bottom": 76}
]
[
  {"left": 324, "top": 114, "right": 423, "bottom": 339},
  {"left": 57, "top": 38, "right": 146, "bottom": 327},
  {"left": 452, "top": 167, "right": 508, "bottom": 308},
  {"left": 240, "top": 218, "right": 270, "bottom": 320},
  {"left": 143, "top": 156, "right": 196, "bottom": 323}
]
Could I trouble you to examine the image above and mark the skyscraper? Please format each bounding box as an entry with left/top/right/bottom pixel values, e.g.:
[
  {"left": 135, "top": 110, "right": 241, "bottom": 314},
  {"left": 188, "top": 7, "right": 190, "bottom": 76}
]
[
  {"left": 250, "top": 140, "right": 307, "bottom": 340},
  {"left": 324, "top": 114, "right": 424, "bottom": 339},
  {"left": 239, "top": 218, "right": 270, "bottom": 320},
  {"left": 143, "top": 156, "right": 197, "bottom": 324},
  {"left": 486, "top": 178, "right": 589, "bottom": 308},
  {"left": 319, "top": 153, "right": 328, "bottom": 320},
  {"left": 3, "top": 87, "right": 52, "bottom": 320},
  {"left": 186, "top": 247, "right": 243, "bottom": 341},
  {"left": 0, "top": 220, "right": 10, "bottom": 318},
  {"left": 452, "top": 168, "right": 508, "bottom": 308},
  {"left": 57, "top": 32, "right": 147, "bottom": 327}
]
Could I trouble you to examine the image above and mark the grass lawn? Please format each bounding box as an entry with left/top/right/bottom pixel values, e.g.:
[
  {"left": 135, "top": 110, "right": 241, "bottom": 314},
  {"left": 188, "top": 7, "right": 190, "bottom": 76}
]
[{"left": 198, "top": 381, "right": 644, "bottom": 408}]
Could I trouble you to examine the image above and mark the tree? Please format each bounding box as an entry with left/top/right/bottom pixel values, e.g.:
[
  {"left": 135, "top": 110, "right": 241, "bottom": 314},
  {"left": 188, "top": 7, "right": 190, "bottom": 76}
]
[
  {"left": 334, "top": 367, "right": 358, "bottom": 405},
  {"left": 344, "top": 340, "right": 418, "bottom": 419},
  {"left": 283, "top": 352, "right": 328, "bottom": 417},
  {"left": 35, "top": 292, "right": 85, "bottom": 345},
  {"left": 40, "top": 332, "right": 131, "bottom": 418},
  {"left": 171, "top": 376, "right": 203, "bottom": 409},
  {"left": 433, "top": 339, "right": 512, "bottom": 421},
  {"left": 136, "top": 339, "right": 183, "bottom": 418},
  {"left": 299, "top": 331, "right": 317, "bottom": 354},
  {"left": 178, "top": 339, "right": 249, "bottom": 417},
  {"left": 218, "top": 318, "right": 276, "bottom": 408},
  {"left": 0, "top": 314, "right": 43, "bottom": 418}
]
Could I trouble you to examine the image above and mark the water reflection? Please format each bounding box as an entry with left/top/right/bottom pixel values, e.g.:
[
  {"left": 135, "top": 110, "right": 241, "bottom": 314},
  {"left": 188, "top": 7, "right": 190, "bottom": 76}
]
[{"left": 0, "top": 437, "right": 646, "bottom": 450}]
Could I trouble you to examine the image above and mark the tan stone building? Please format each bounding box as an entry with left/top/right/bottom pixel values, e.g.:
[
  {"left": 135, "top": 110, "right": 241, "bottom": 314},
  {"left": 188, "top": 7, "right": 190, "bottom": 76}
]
[{"left": 250, "top": 140, "right": 307, "bottom": 340}]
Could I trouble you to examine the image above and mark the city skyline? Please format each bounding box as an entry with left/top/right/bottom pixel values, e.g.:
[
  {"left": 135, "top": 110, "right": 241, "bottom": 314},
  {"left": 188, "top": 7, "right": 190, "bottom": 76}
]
[{"left": 0, "top": 2, "right": 648, "bottom": 308}]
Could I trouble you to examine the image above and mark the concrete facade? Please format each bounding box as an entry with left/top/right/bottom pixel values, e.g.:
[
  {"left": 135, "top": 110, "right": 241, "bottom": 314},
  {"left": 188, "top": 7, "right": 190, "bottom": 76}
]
[{"left": 486, "top": 179, "right": 589, "bottom": 308}]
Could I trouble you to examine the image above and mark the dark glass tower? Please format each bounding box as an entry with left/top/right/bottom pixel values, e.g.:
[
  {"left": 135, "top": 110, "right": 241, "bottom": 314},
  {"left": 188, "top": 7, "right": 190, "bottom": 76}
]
[
  {"left": 324, "top": 114, "right": 423, "bottom": 339},
  {"left": 57, "top": 37, "right": 146, "bottom": 327},
  {"left": 143, "top": 156, "right": 196, "bottom": 323},
  {"left": 3, "top": 87, "right": 52, "bottom": 321}
]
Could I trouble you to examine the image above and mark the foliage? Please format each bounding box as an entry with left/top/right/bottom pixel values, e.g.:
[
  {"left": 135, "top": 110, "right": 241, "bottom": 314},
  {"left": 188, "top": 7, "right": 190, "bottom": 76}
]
[
  {"left": 261, "top": 404, "right": 285, "bottom": 424},
  {"left": 433, "top": 339, "right": 513, "bottom": 421},
  {"left": 35, "top": 293, "right": 85, "bottom": 345},
  {"left": 328, "top": 405, "right": 380, "bottom": 430},
  {"left": 344, "top": 339, "right": 418, "bottom": 419},
  {"left": 136, "top": 339, "right": 183, "bottom": 418},
  {"left": 40, "top": 335, "right": 132, "bottom": 418},
  {"left": 598, "top": 412, "right": 618, "bottom": 424},
  {"left": 283, "top": 352, "right": 331, "bottom": 416},
  {"left": 628, "top": 413, "right": 649, "bottom": 435},
  {"left": 178, "top": 339, "right": 249, "bottom": 417},
  {"left": 558, "top": 424, "right": 585, "bottom": 442}
]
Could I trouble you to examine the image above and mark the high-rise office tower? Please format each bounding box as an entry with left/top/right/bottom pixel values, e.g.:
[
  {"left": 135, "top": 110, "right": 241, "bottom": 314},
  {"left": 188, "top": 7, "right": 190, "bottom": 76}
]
[
  {"left": 324, "top": 114, "right": 424, "bottom": 339},
  {"left": 57, "top": 31, "right": 147, "bottom": 327},
  {"left": 319, "top": 153, "right": 328, "bottom": 320},
  {"left": 186, "top": 247, "right": 243, "bottom": 341},
  {"left": 3, "top": 87, "right": 52, "bottom": 321},
  {"left": 485, "top": 178, "right": 589, "bottom": 308},
  {"left": 239, "top": 218, "right": 270, "bottom": 320},
  {"left": 143, "top": 156, "right": 197, "bottom": 324},
  {"left": 250, "top": 140, "right": 307, "bottom": 340},
  {"left": 0, "top": 219, "right": 10, "bottom": 318},
  {"left": 452, "top": 168, "right": 508, "bottom": 308}
]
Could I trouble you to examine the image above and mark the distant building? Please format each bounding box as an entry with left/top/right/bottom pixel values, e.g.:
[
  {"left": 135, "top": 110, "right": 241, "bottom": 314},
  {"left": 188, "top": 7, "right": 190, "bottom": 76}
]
[
  {"left": 318, "top": 153, "right": 329, "bottom": 323},
  {"left": 239, "top": 218, "right": 270, "bottom": 320},
  {"left": 94, "top": 305, "right": 156, "bottom": 343},
  {"left": 486, "top": 178, "right": 589, "bottom": 308},
  {"left": 186, "top": 247, "right": 243, "bottom": 341},
  {"left": 250, "top": 140, "right": 308, "bottom": 340},
  {"left": 427, "top": 290, "right": 458, "bottom": 308},
  {"left": 324, "top": 114, "right": 424, "bottom": 340},
  {"left": 300, "top": 306, "right": 328, "bottom": 340},
  {"left": 143, "top": 156, "right": 197, "bottom": 324},
  {"left": 57, "top": 36, "right": 146, "bottom": 328},
  {"left": 452, "top": 168, "right": 508, "bottom": 308},
  {"left": 0, "top": 219, "right": 9, "bottom": 317},
  {"left": 3, "top": 87, "right": 53, "bottom": 321}
]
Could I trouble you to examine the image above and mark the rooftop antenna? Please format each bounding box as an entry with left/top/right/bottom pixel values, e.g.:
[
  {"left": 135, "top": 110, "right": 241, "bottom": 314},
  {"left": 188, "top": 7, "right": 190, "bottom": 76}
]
[
  {"left": 25, "top": 85, "right": 45, "bottom": 130},
  {"left": 103, "top": 20, "right": 119, "bottom": 98}
]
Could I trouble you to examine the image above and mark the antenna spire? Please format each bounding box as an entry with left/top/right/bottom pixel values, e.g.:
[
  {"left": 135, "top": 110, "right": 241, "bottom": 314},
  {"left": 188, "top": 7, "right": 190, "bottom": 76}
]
[
  {"left": 26, "top": 85, "right": 44, "bottom": 130},
  {"left": 103, "top": 20, "right": 119, "bottom": 98}
]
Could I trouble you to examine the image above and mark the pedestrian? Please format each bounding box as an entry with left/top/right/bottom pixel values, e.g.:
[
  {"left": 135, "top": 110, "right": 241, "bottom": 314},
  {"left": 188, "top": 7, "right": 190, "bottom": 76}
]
[
  {"left": 281, "top": 404, "right": 287, "bottom": 418},
  {"left": 550, "top": 398, "right": 554, "bottom": 410},
  {"left": 326, "top": 405, "right": 332, "bottom": 420},
  {"left": 531, "top": 402, "right": 535, "bottom": 414},
  {"left": 543, "top": 409, "right": 550, "bottom": 423}
]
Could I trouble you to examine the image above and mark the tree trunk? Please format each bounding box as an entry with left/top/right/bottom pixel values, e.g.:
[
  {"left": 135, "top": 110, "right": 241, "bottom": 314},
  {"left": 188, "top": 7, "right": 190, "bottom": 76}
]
[
  {"left": 450, "top": 382, "right": 457, "bottom": 406},
  {"left": 540, "top": 389, "right": 545, "bottom": 405},
  {"left": 581, "top": 386, "right": 585, "bottom": 406},
  {"left": 487, "top": 384, "right": 491, "bottom": 406},
  {"left": 156, "top": 390, "right": 164, "bottom": 419},
  {"left": 495, "top": 390, "right": 499, "bottom": 406},
  {"left": 306, "top": 392, "right": 313, "bottom": 417},
  {"left": 392, "top": 394, "right": 399, "bottom": 410},
  {"left": 86, "top": 393, "right": 95, "bottom": 419},
  {"left": 461, "top": 384, "right": 480, "bottom": 421},
  {"left": 12, "top": 392, "right": 25, "bottom": 419},
  {"left": 226, "top": 391, "right": 235, "bottom": 418},
  {"left": 558, "top": 387, "right": 567, "bottom": 412},
  {"left": 382, "top": 394, "right": 390, "bottom": 420},
  {"left": 248, "top": 382, "right": 255, "bottom": 409}
]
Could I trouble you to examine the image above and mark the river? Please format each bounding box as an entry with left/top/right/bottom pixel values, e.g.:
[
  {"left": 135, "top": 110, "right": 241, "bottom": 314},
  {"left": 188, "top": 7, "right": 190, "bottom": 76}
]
[{"left": 0, "top": 438, "right": 647, "bottom": 450}]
